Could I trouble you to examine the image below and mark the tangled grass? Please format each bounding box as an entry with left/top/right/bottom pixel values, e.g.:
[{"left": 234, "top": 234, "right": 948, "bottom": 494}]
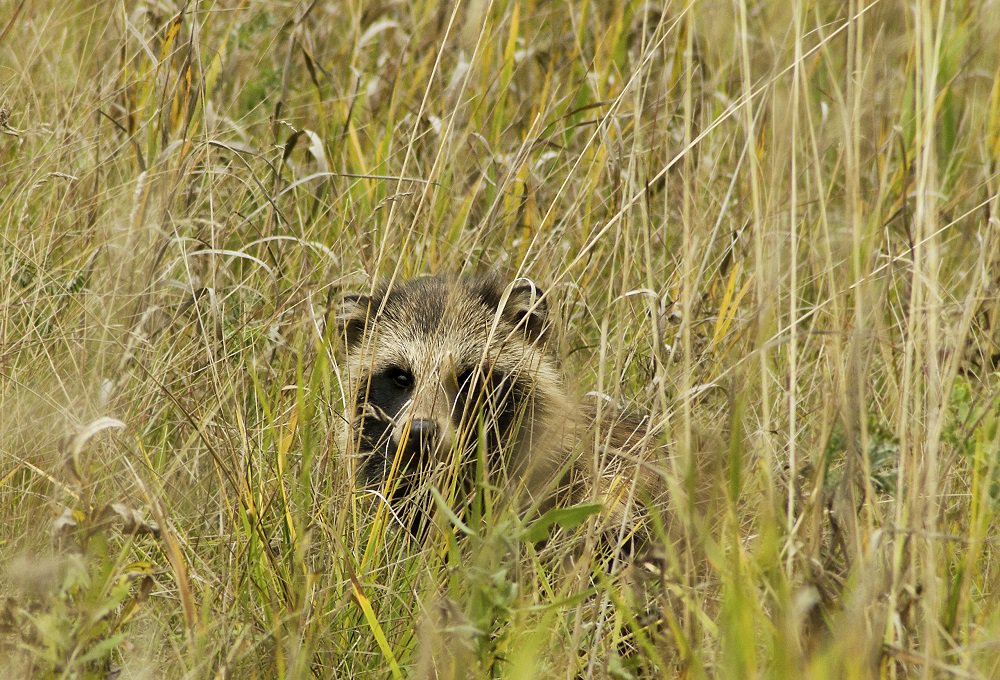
[{"left": 2, "top": 0, "right": 999, "bottom": 677}]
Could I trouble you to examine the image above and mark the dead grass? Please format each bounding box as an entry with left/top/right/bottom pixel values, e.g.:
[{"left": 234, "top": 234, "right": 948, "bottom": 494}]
[{"left": 1, "top": 0, "right": 999, "bottom": 677}]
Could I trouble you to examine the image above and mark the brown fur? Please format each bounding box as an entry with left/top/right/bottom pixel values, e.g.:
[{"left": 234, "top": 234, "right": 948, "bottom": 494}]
[{"left": 336, "top": 273, "right": 664, "bottom": 542}]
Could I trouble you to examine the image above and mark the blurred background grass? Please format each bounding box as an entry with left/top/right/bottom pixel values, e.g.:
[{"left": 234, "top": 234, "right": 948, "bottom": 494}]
[{"left": 1, "top": 0, "right": 999, "bottom": 677}]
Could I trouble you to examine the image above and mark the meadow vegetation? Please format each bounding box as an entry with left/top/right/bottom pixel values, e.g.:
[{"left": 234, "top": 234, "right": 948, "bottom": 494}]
[{"left": 2, "top": 0, "right": 999, "bottom": 677}]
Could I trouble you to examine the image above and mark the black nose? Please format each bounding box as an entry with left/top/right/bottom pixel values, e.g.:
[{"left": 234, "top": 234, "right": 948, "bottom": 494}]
[{"left": 403, "top": 419, "right": 438, "bottom": 452}]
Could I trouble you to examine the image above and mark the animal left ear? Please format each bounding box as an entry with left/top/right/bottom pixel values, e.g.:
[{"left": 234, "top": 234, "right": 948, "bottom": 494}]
[
  {"left": 336, "top": 293, "right": 373, "bottom": 347},
  {"left": 502, "top": 278, "right": 549, "bottom": 343}
]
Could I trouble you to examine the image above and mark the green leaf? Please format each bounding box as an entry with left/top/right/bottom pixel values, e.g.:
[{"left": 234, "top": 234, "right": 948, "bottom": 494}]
[
  {"left": 75, "top": 632, "right": 125, "bottom": 666},
  {"left": 429, "top": 486, "right": 476, "bottom": 536},
  {"left": 524, "top": 503, "right": 603, "bottom": 544}
]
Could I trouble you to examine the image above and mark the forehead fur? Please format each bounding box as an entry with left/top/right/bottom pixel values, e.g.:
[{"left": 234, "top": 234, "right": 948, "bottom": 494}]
[
  {"left": 351, "top": 274, "right": 553, "bottom": 375},
  {"left": 378, "top": 275, "right": 498, "bottom": 335}
]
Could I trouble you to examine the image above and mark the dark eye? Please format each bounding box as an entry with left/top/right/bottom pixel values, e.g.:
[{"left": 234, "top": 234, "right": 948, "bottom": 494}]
[
  {"left": 387, "top": 367, "right": 413, "bottom": 389},
  {"left": 458, "top": 367, "right": 488, "bottom": 391},
  {"left": 457, "top": 369, "right": 475, "bottom": 389}
]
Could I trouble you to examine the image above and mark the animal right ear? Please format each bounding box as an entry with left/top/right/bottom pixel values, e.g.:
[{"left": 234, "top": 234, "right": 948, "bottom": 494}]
[
  {"left": 502, "top": 278, "right": 550, "bottom": 343},
  {"left": 336, "top": 293, "right": 372, "bottom": 346}
]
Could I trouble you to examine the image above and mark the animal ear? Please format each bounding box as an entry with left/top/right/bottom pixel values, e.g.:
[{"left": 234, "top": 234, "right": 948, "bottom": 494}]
[
  {"left": 336, "top": 293, "right": 373, "bottom": 346},
  {"left": 502, "top": 278, "right": 549, "bottom": 342}
]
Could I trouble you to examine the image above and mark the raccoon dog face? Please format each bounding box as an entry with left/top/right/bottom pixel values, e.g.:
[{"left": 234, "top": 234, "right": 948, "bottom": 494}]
[{"left": 338, "top": 274, "right": 563, "bottom": 500}]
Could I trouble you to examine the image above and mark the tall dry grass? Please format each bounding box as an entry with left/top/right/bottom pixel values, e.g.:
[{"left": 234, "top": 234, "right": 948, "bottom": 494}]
[{"left": 1, "top": 0, "right": 999, "bottom": 677}]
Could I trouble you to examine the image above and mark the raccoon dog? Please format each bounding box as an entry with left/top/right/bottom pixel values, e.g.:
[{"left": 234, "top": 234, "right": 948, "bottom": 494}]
[{"left": 337, "top": 273, "right": 658, "bottom": 541}]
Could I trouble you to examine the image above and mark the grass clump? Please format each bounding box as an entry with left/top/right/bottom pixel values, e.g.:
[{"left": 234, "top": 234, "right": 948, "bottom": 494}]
[{"left": 2, "top": 0, "right": 999, "bottom": 677}]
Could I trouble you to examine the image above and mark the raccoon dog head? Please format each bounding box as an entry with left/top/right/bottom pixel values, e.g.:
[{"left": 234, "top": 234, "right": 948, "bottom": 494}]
[{"left": 337, "top": 274, "right": 563, "bottom": 499}]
